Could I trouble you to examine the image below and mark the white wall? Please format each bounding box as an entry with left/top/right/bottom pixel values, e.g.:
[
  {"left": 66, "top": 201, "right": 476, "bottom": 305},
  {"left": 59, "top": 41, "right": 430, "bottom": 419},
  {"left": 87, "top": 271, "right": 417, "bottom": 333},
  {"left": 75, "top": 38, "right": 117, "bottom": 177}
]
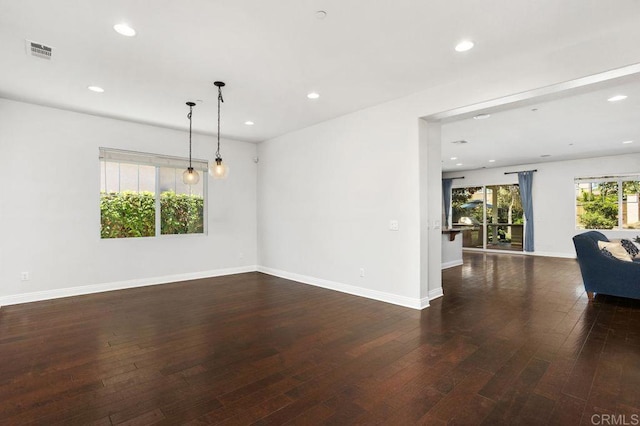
[
  {"left": 444, "top": 153, "right": 640, "bottom": 258},
  {"left": 0, "top": 99, "right": 258, "bottom": 304},
  {"left": 257, "top": 20, "right": 640, "bottom": 309},
  {"left": 256, "top": 102, "right": 424, "bottom": 308},
  {"left": 442, "top": 234, "right": 463, "bottom": 269},
  {"left": 420, "top": 120, "right": 444, "bottom": 302}
]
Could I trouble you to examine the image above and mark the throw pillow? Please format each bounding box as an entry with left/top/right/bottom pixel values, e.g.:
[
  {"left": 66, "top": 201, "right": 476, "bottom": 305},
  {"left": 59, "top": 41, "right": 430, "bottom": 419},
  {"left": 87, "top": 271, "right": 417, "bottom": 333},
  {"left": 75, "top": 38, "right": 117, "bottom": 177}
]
[
  {"left": 601, "top": 248, "right": 615, "bottom": 259},
  {"left": 597, "top": 240, "right": 633, "bottom": 262},
  {"left": 620, "top": 239, "right": 640, "bottom": 258}
]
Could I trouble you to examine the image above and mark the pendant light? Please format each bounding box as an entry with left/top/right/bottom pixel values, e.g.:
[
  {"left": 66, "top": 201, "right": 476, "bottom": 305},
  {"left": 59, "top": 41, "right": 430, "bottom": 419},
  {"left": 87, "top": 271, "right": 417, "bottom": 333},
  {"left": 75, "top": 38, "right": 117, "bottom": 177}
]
[
  {"left": 182, "top": 101, "right": 200, "bottom": 185},
  {"left": 210, "top": 81, "right": 228, "bottom": 179}
]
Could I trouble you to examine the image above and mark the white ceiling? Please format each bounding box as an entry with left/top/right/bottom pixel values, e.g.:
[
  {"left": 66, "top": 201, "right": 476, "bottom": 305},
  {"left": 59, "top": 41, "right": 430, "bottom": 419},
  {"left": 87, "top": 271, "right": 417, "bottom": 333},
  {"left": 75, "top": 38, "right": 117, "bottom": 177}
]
[
  {"left": 441, "top": 75, "right": 640, "bottom": 172},
  {"left": 1, "top": 0, "right": 640, "bottom": 149}
]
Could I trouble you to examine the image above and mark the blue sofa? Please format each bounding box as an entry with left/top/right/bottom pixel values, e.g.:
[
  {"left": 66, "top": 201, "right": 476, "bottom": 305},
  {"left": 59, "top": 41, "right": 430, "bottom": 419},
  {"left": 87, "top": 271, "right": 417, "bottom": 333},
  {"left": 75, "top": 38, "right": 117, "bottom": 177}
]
[{"left": 572, "top": 231, "right": 640, "bottom": 300}]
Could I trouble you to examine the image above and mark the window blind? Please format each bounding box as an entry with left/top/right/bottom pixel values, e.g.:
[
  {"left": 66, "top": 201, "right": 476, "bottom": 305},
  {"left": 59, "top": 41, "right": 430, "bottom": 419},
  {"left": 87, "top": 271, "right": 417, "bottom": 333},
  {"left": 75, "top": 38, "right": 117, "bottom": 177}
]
[{"left": 99, "top": 148, "right": 208, "bottom": 171}]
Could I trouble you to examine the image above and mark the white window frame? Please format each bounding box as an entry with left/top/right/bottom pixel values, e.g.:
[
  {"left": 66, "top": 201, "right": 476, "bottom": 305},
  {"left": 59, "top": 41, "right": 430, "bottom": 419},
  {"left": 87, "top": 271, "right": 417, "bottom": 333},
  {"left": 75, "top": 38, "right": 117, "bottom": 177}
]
[
  {"left": 100, "top": 147, "right": 208, "bottom": 238},
  {"left": 574, "top": 174, "right": 640, "bottom": 231}
]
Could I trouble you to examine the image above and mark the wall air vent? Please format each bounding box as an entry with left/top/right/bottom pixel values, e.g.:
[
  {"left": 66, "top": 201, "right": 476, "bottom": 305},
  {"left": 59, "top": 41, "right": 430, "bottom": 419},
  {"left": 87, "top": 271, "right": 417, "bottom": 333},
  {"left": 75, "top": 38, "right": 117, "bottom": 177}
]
[{"left": 26, "top": 40, "right": 53, "bottom": 60}]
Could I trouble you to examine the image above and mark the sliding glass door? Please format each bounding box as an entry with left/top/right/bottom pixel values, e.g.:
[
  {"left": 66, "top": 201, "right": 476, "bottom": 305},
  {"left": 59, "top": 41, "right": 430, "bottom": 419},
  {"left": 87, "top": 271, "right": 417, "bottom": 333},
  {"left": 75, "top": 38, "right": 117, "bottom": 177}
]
[
  {"left": 452, "top": 186, "right": 484, "bottom": 249},
  {"left": 485, "top": 185, "right": 523, "bottom": 251},
  {"left": 451, "top": 184, "right": 523, "bottom": 252}
]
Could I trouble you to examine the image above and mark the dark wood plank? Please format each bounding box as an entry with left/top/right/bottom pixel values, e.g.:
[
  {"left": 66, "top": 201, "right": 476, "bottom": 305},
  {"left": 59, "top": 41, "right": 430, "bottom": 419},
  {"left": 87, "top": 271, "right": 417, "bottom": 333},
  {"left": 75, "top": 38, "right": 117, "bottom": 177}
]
[{"left": 0, "top": 252, "right": 639, "bottom": 424}]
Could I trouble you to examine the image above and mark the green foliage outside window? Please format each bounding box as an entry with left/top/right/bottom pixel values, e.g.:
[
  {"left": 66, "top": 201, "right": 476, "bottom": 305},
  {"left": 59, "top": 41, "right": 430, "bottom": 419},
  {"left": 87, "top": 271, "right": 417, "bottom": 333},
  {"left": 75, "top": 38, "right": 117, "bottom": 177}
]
[
  {"left": 575, "top": 180, "right": 640, "bottom": 230},
  {"left": 160, "top": 191, "right": 204, "bottom": 235},
  {"left": 451, "top": 186, "right": 523, "bottom": 225},
  {"left": 101, "top": 191, "right": 156, "bottom": 238},
  {"left": 578, "top": 191, "right": 618, "bottom": 229},
  {"left": 100, "top": 191, "right": 204, "bottom": 238},
  {"left": 451, "top": 187, "right": 482, "bottom": 224}
]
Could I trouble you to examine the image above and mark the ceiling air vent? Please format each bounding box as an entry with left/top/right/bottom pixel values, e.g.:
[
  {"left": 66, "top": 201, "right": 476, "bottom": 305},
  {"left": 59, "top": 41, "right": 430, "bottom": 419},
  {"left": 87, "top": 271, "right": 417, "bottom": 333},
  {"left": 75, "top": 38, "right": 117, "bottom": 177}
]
[{"left": 26, "top": 40, "right": 53, "bottom": 60}]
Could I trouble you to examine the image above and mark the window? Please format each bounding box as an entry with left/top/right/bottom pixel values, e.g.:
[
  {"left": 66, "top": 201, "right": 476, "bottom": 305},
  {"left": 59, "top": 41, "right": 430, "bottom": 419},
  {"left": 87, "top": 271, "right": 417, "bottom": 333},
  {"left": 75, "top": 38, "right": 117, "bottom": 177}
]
[
  {"left": 485, "top": 184, "right": 524, "bottom": 251},
  {"left": 451, "top": 184, "right": 523, "bottom": 251},
  {"left": 451, "top": 186, "right": 484, "bottom": 249},
  {"left": 575, "top": 176, "right": 640, "bottom": 230},
  {"left": 100, "top": 148, "right": 207, "bottom": 238}
]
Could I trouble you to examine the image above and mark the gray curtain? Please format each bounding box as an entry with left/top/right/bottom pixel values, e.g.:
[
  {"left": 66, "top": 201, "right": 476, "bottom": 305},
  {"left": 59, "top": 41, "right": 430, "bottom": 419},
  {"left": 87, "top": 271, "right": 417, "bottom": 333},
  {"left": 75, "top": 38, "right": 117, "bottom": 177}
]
[
  {"left": 518, "top": 171, "right": 534, "bottom": 252},
  {"left": 442, "top": 178, "right": 453, "bottom": 228}
]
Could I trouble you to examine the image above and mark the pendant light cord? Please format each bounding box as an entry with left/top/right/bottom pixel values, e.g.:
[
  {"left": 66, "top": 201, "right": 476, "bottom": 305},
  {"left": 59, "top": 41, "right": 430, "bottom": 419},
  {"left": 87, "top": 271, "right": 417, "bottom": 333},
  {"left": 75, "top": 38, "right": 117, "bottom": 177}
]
[
  {"left": 188, "top": 104, "right": 193, "bottom": 168},
  {"left": 216, "top": 85, "right": 224, "bottom": 159}
]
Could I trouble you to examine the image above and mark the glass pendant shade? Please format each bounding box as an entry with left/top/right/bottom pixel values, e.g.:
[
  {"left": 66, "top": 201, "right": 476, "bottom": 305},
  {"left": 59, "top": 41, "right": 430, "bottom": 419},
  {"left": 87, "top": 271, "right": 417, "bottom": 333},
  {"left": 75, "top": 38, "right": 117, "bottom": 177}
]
[
  {"left": 182, "top": 167, "right": 200, "bottom": 185},
  {"left": 211, "top": 81, "right": 228, "bottom": 180},
  {"left": 210, "top": 157, "right": 228, "bottom": 179}
]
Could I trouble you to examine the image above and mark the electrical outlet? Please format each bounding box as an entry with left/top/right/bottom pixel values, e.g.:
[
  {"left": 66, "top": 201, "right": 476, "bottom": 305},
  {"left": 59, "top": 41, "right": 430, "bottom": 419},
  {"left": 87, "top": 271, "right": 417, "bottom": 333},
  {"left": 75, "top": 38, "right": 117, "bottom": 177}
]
[
  {"left": 239, "top": 252, "right": 245, "bottom": 260},
  {"left": 389, "top": 220, "right": 399, "bottom": 231},
  {"left": 21, "top": 272, "right": 30, "bottom": 281},
  {"left": 359, "top": 268, "right": 365, "bottom": 277}
]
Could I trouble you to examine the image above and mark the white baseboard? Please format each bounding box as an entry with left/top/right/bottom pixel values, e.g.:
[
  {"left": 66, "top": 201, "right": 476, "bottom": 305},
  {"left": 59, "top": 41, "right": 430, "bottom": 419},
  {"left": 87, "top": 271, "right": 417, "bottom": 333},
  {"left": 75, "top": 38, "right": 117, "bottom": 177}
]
[
  {"left": 1, "top": 265, "right": 438, "bottom": 312},
  {"left": 529, "top": 251, "right": 575, "bottom": 259},
  {"left": 419, "top": 297, "right": 430, "bottom": 309},
  {"left": 463, "top": 248, "right": 575, "bottom": 259},
  {"left": 441, "top": 260, "right": 463, "bottom": 269},
  {"left": 257, "top": 266, "right": 425, "bottom": 310},
  {"left": 428, "top": 288, "right": 444, "bottom": 301},
  {"left": 0, "top": 265, "right": 258, "bottom": 307}
]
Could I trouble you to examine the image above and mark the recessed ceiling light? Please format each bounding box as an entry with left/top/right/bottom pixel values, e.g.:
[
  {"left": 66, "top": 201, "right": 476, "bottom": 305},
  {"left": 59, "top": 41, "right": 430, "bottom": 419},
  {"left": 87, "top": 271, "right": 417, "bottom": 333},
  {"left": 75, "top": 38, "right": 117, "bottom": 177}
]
[
  {"left": 488, "top": 159, "right": 496, "bottom": 163},
  {"left": 455, "top": 40, "right": 474, "bottom": 52},
  {"left": 607, "top": 95, "right": 627, "bottom": 102},
  {"left": 87, "top": 86, "right": 104, "bottom": 93},
  {"left": 451, "top": 140, "right": 468, "bottom": 144},
  {"left": 456, "top": 163, "right": 463, "bottom": 166},
  {"left": 473, "top": 113, "right": 491, "bottom": 120},
  {"left": 307, "top": 92, "right": 320, "bottom": 99},
  {"left": 315, "top": 10, "right": 327, "bottom": 19},
  {"left": 450, "top": 157, "right": 458, "bottom": 160},
  {"left": 113, "top": 23, "right": 136, "bottom": 37},
  {"left": 622, "top": 140, "right": 634, "bottom": 144},
  {"left": 244, "top": 121, "right": 254, "bottom": 126},
  {"left": 540, "top": 154, "right": 551, "bottom": 158}
]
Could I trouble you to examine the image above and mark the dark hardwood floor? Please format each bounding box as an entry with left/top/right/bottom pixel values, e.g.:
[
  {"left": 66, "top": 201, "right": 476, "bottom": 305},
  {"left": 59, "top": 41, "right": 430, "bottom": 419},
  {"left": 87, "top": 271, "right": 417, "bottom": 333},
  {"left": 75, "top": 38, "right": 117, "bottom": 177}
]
[{"left": 1, "top": 252, "right": 639, "bottom": 425}]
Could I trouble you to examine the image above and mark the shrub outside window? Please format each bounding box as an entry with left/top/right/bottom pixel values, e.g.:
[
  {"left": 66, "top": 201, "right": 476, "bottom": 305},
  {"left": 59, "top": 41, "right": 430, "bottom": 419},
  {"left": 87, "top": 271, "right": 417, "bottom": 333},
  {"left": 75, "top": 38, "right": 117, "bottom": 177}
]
[
  {"left": 575, "top": 177, "right": 640, "bottom": 230},
  {"left": 100, "top": 148, "right": 207, "bottom": 239}
]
